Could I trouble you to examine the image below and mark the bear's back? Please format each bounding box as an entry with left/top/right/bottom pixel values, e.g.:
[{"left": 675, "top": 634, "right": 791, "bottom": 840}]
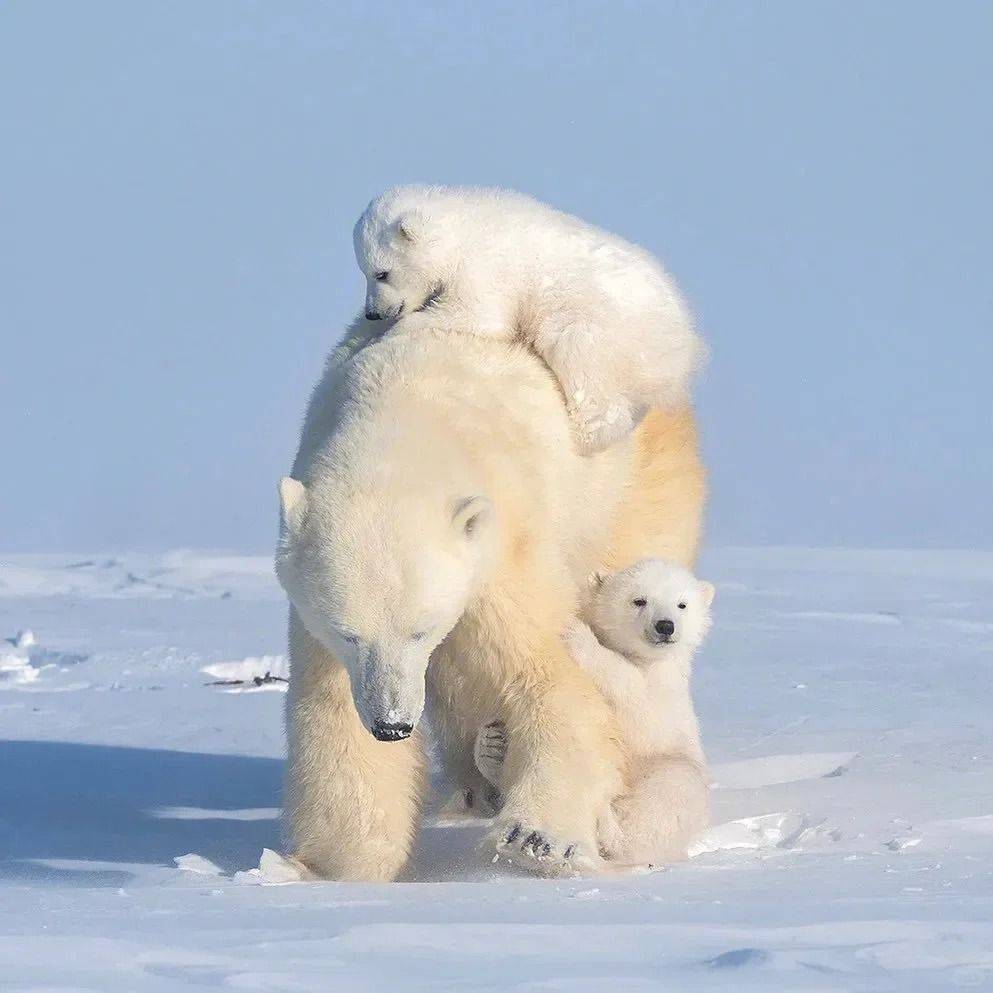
[{"left": 293, "top": 320, "right": 634, "bottom": 587}]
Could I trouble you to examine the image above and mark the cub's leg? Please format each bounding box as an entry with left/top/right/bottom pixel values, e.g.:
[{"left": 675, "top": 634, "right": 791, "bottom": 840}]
[
  {"left": 612, "top": 753, "right": 709, "bottom": 866},
  {"left": 473, "top": 718, "right": 508, "bottom": 789},
  {"left": 473, "top": 724, "right": 706, "bottom": 868},
  {"left": 284, "top": 612, "right": 427, "bottom": 881},
  {"left": 388, "top": 272, "right": 516, "bottom": 343},
  {"left": 531, "top": 317, "right": 649, "bottom": 455}
]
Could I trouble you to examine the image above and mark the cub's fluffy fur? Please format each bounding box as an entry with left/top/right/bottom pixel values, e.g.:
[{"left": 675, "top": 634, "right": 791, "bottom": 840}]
[
  {"left": 354, "top": 185, "right": 703, "bottom": 453},
  {"left": 476, "top": 558, "right": 713, "bottom": 867}
]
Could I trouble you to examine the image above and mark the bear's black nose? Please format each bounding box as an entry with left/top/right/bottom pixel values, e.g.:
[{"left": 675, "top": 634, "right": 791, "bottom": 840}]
[
  {"left": 654, "top": 618, "right": 675, "bottom": 638},
  {"left": 365, "top": 310, "right": 382, "bottom": 321},
  {"left": 372, "top": 719, "right": 413, "bottom": 742}
]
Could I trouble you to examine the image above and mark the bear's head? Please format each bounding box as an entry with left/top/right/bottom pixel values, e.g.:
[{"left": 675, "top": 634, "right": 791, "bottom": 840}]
[
  {"left": 588, "top": 558, "right": 714, "bottom": 665},
  {"left": 353, "top": 187, "right": 451, "bottom": 324},
  {"left": 275, "top": 475, "right": 497, "bottom": 741}
]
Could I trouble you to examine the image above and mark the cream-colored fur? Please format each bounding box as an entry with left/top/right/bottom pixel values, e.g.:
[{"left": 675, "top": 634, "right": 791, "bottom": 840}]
[
  {"left": 354, "top": 186, "right": 704, "bottom": 453},
  {"left": 476, "top": 559, "right": 712, "bottom": 867},
  {"left": 572, "top": 559, "right": 713, "bottom": 866},
  {"left": 276, "top": 316, "right": 705, "bottom": 880}
]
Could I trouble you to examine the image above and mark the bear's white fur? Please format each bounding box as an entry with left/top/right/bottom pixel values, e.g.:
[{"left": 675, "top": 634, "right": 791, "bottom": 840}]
[
  {"left": 474, "top": 558, "right": 713, "bottom": 867},
  {"left": 354, "top": 185, "right": 704, "bottom": 454},
  {"left": 276, "top": 317, "right": 706, "bottom": 880},
  {"left": 575, "top": 558, "right": 713, "bottom": 865}
]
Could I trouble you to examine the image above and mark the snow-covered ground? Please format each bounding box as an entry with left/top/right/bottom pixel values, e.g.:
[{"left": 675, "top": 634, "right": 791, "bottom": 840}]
[{"left": 1, "top": 548, "right": 991, "bottom": 991}]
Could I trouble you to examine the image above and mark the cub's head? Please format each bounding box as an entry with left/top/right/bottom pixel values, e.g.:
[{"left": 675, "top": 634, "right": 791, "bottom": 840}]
[
  {"left": 274, "top": 476, "right": 497, "bottom": 741},
  {"left": 588, "top": 558, "right": 714, "bottom": 664},
  {"left": 353, "top": 186, "right": 450, "bottom": 324}
]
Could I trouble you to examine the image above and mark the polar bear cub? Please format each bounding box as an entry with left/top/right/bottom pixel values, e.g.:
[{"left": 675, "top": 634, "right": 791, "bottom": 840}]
[
  {"left": 475, "top": 558, "right": 714, "bottom": 868},
  {"left": 353, "top": 185, "right": 703, "bottom": 454}
]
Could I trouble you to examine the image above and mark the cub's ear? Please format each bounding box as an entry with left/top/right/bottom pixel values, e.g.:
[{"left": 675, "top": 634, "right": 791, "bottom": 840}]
[
  {"left": 698, "top": 580, "right": 716, "bottom": 607},
  {"left": 278, "top": 477, "right": 307, "bottom": 535},
  {"left": 395, "top": 210, "right": 426, "bottom": 243},
  {"left": 453, "top": 495, "right": 491, "bottom": 538}
]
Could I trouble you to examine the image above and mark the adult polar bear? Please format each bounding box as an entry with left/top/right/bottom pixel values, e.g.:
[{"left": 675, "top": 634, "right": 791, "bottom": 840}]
[{"left": 275, "top": 317, "right": 705, "bottom": 880}]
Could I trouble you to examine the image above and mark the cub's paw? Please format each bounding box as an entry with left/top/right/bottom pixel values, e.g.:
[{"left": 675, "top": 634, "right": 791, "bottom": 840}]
[
  {"left": 571, "top": 400, "right": 640, "bottom": 455},
  {"left": 596, "top": 806, "right": 626, "bottom": 861},
  {"left": 488, "top": 820, "right": 600, "bottom": 876},
  {"left": 473, "top": 719, "right": 508, "bottom": 786}
]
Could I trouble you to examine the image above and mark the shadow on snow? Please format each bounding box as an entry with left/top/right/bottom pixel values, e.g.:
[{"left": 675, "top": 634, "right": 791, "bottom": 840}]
[{"left": 0, "top": 740, "right": 282, "bottom": 885}]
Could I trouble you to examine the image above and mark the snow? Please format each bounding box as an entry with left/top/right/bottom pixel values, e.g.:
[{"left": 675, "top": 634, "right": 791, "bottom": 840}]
[
  {"left": 174, "top": 853, "right": 223, "bottom": 876},
  {"left": 708, "top": 751, "right": 858, "bottom": 789},
  {"left": 201, "top": 655, "right": 289, "bottom": 693},
  {"left": 1, "top": 548, "right": 991, "bottom": 991}
]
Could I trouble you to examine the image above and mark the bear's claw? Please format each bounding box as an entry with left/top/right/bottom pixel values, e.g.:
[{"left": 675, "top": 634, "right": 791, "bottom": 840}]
[{"left": 493, "top": 821, "right": 590, "bottom": 874}]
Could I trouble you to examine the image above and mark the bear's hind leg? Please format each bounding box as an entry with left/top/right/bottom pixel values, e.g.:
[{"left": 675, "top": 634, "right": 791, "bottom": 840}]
[{"left": 425, "top": 672, "right": 503, "bottom": 818}]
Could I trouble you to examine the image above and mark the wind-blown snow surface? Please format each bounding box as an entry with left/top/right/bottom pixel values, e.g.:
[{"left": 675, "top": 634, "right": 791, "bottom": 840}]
[{"left": 1, "top": 549, "right": 991, "bottom": 991}]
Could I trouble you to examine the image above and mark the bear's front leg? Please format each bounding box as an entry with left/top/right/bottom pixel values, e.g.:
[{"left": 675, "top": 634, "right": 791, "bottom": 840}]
[
  {"left": 475, "top": 619, "right": 623, "bottom": 875},
  {"left": 571, "top": 395, "right": 644, "bottom": 456},
  {"left": 532, "top": 318, "right": 649, "bottom": 456},
  {"left": 493, "top": 666, "right": 622, "bottom": 874},
  {"left": 388, "top": 277, "right": 514, "bottom": 342},
  {"left": 284, "top": 612, "right": 427, "bottom": 881},
  {"left": 385, "top": 287, "right": 471, "bottom": 340}
]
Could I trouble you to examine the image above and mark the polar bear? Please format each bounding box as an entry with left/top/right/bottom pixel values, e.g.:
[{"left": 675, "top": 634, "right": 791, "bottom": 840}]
[
  {"left": 474, "top": 559, "right": 713, "bottom": 867},
  {"left": 353, "top": 185, "right": 704, "bottom": 454},
  {"left": 275, "top": 316, "right": 706, "bottom": 880}
]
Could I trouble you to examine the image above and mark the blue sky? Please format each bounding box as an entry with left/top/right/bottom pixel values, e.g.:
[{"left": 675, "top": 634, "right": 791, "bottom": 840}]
[{"left": 2, "top": 1, "right": 990, "bottom": 552}]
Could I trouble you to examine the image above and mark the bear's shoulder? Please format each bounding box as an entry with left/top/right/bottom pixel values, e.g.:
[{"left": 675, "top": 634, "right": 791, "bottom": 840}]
[{"left": 294, "top": 322, "right": 576, "bottom": 481}]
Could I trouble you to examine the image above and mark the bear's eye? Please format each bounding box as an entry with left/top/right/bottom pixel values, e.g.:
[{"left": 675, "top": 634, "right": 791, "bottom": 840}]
[
  {"left": 677, "top": 602, "right": 687, "bottom": 610},
  {"left": 411, "top": 630, "right": 428, "bottom": 642},
  {"left": 375, "top": 270, "right": 390, "bottom": 282},
  {"left": 632, "top": 597, "right": 647, "bottom": 608}
]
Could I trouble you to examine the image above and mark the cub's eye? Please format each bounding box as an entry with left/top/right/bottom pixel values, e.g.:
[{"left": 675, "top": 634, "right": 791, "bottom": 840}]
[
  {"left": 632, "top": 598, "right": 647, "bottom": 608},
  {"left": 411, "top": 630, "right": 428, "bottom": 642},
  {"left": 375, "top": 270, "right": 390, "bottom": 282},
  {"left": 677, "top": 603, "right": 687, "bottom": 610},
  {"left": 337, "top": 630, "right": 359, "bottom": 645}
]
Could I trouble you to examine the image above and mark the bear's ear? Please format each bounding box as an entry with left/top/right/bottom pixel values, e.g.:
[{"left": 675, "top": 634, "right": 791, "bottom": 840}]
[
  {"left": 278, "top": 477, "right": 308, "bottom": 535},
  {"left": 395, "top": 210, "right": 426, "bottom": 243},
  {"left": 698, "top": 580, "right": 716, "bottom": 607},
  {"left": 588, "top": 570, "right": 608, "bottom": 592},
  {"left": 453, "top": 495, "right": 491, "bottom": 538}
]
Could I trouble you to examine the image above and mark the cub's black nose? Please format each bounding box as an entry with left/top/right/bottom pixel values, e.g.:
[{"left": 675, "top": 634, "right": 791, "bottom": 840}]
[
  {"left": 654, "top": 618, "right": 675, "bottom": 638},
  {"left": 372, "top": 719, "right": 413, "bottom": 742},
  {"left": 365, "top": 310, "right": 382, "bottom": 321}
]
